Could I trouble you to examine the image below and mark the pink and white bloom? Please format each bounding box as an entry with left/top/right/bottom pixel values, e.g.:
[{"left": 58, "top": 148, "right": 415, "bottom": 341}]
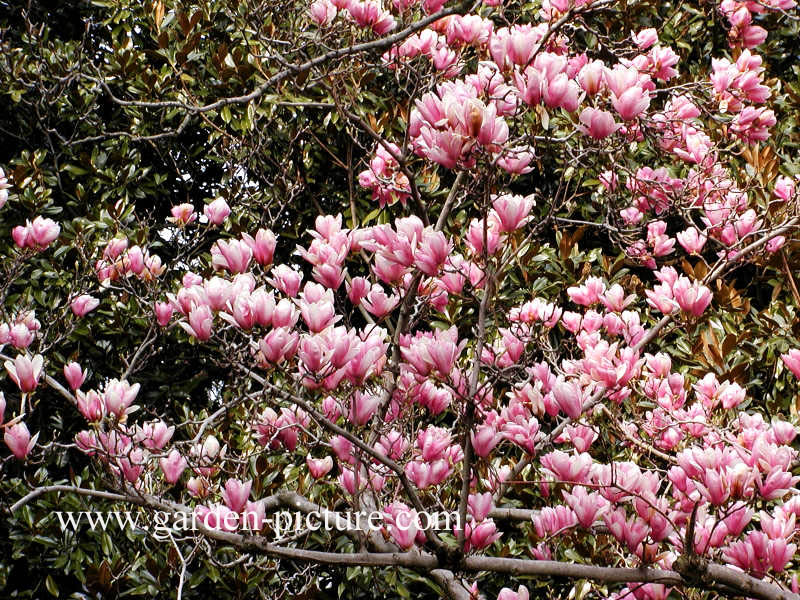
[
  {"left": 491, "top": 194, "right": 535, "bottom": 233},
  {"left": 63, "top": 361, "right": 86, "bottom": 391},
  {"left": 169, "top": 203, "right": 196, "bottom": 226},
  {"left": 5, "top": 354, "right": 44, "bottom": 393},
  {"left": 204, "top": 197, "right": 231, "bottom": 225},
  {"left": 71, "top": 294, "right": 100, "bottom": 317},
  {"left": 307, "top": 456, "right": 334, "bottom": 479},
  {"left": 632, "top": 28, "right": 658, "bottom": 50},
  {"left": 160, "top": 449, "right": 187, "bottom": 484},
  {"left": 497, "top": 586, "right": 530, "bottom": 600},
  {"left": 242, "top": 228, "right": 277, "bottom": 266},
  {"left": 309, "top": 0, "right": 337, "bottom": 25},
  {"left": 222, "top": 479, "right": 252, "bottom": 513},
  {"left": 782, "top": 349, "right": 800, "bottom": 379},
  {"left": 4, "top": 421, "right": 36, "bottom": 460},
  {"left": 676, "top": 227, "right": 707, "bottom": 254},
  {"left": 76, "top": 390, "right": 104, "bottom": 421},
  {"left": 102, "top": 378, "right": 140, "bottom": 418},
  {"left": 578, "top": 108, "right": 620, "bottom": 139},
  {"left": 611, "top": 86, "right": 650, "bottom": 120}
]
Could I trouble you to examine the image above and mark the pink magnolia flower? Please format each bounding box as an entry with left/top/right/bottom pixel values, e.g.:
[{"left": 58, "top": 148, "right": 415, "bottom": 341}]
[
  {"left": 774, "top": 176, "right": 796, "bottom": 202},
  {"left": 468, "top": 492, "right": 494, "bottom": 521},
  {"left": 299, "top": 297, "right": 337, "bottom": 334},
  {"left": 350, "top": 391, "right": 379, "bottom": 425},
  {"left": 212, "top": 239, "right": 252, "bottom": 274},
  {"left": 561, "top": 423, "right": 598, "bottom": 453},
  {"left": 491, "top": 193, "right": 535, "bottom": 233},
  {"left": 76, "top": 390, "right": 104, "bottom": 421},
  {"left": 471, "top": 423, "right": 501, "bottom": 457},
  {"left": 14, "top": 218, "right": 61, "bottom": 250},
  {"left": 563, "top": 486, "right": 609, "bottom": 528},
  {"left": 724, "top": 531, "right": 796, "bottom": 577},
  {"left": 71, "top": 294, "right": 100, "bottom": 317},
  {"left": 347, "top": 277, "right": 370, "bottom": 305},
  {"left": 30, "top": 216, "right": 61, "bottom": 247},
  {"left": 414, "top": 230, "right": 451, "bottom": 276},
  {"left": 676, "top": 227, "right": 707, "bottom": 254},
  {"left": 8, "top": 323, "right": 33, "bottom": 349},
  {"left": 731, "top": 106, "right": 776, "bottom": 143},
  {"left": 12, "top": 224, "right": 30, "bottom": 248},
  {"left": 268, "top": 264, "right": 303, "bottom": 297},
  {"left": 552, "top": 378, "right": 583, "bottom": 418},
  {"left": 242, "top": 228, "right": 277, "bottom": 266},
  {"left": 63, "top": 361, "right": 86, "bottom": 391},
  {"left": 466, "top": 217, "right": 503, "bottom": 256},
  {"left": 102, "top": 378, "right": 140, "bottom": 418},
  {"left": 136, "top": 421, "right": 174, "bottom": 450},
  {"left": 204, "top": 197, "right": 231, "bottom": 225},
  {"left": 348, "top": 0, "right": 396, "bottom": 35},
  {"left": 416, "top": 426, "right": 452, "bottom": 462},
  {"left": 258, "top": 327, "right": 299, "bottom": 364},
  {"left": 612, "top": 86, "right": 650, "bottom": 120},
  {"left": 160, "top": 449, "right": 187, "bottom": 484},
  {"left": 578, "top": 108, "right": 620, "bottom": 139},
  {"left": 0, "top": 167, "right": 9, "bottom": 208},
  {"left": 307, "top": 456, "right": 334, "bottom": 479},
  {"left": 180, "top": 304, "right": 214, "bottom": 341},
  {"left": 271, "top": 298, "right": 299, "bottom": 328},
  {"left": 671, "top": 277, "right": 712, "bottom": 316},
  {"left": 567, "top": 276, "right": 605, "bottom": 306},
  {"left": 541, "top": 450, "right": 593, "bottom": 483},
  {"left": 309, "top": 0, "right": 337, "bottom": 25},
  {"left": 361, "top": 285, "right": 399, "bottom": 319},
  {"left": 497, "top": 148, "right": 534, "bottom": 174},
  {"left": 767, "top": 236, "right": 786, "bottom": 253},
  {"left": 782, "top": 349, "right": 800, "bottom": 379},
  {"left": 222, "top": 478, "right": 252, "bottom": 513},
  {"left": 169, "top": 203, "right": 196, "bottom": 226},
  {"left": 632, "top": 28, "right": 658, "bottom": 50},
  {"left": 600, "top": 284, "right": 635, "bottom": 312},
  {"left": 4, "top": 421, "right": 37, "bottom": 460},
  {"left": 603, "top": 508, "right": 650, "bottom": 553},
  {"left": 5, "top": 353, "right": 44, "bottom": 393},
  {"left": 154, "top": 301, "right": 174, "bottom": 326},
  {"left": 385, "top": 505, "right": 420, "bottom": 549},
  {"left": 533, "top": 505, "right": 578, "bottom": 537},
  {"left": 196, "top": 504, "right": 239, "bottom": 532},
  {"left": 464, "top": 519, "right": 501, "bottom": 551},
  {"left": 187, "top": 477, "right": 209, "bottom": 498},
  {"left": 497, "top": 586, "right": 530, "bottom": 600},
  {"left": 578, "top": 60, "right": 606, "bottom": 95},
  {"left": 758, "top": 466, "right": 799, "bottom": 500}
]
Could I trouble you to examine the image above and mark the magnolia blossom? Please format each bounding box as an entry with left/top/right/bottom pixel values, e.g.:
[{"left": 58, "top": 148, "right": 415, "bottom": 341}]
[
  {"left": 612, "top": 86, "right": 651, "bottom": 120},
  {"left": 782, "top": 350, "right": 800, "bottom": 380},
  {"left": 13, "top": 217, "right": 61, "bottom": 250},
  {"left": 204, "top": 197, "right": 231, "bottom": 225},
  {"left": 160, "top": 449, "right": 187, "bottom": 484},
  {"left": 306, "top": 456, "right": 334, "bottom": 479},
  {"left": 4, "top": 422, "right": 37, "bottom": 460},
  {"left": 5, "top": 354, "right": 44, "bottom": 393},
  {"left": 169, "top": 203, "right": 196, "bottom": 226},
  {"left": 63, "top": 361, "right": 86, "bottom": 391},
  {"left": 0, "top": 167, "right": 9, "bottom": 208},
  {"left": 71, "top": 294, "right": 100, "bottom": 317},
  {"left": 578, "top": 108, "right": 619, "bottom": 139}
]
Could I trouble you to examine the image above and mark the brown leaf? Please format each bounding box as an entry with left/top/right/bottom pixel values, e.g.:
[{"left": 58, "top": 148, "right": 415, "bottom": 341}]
[{"left": 153, "top": 1, "right": 165, "bottom": 28}]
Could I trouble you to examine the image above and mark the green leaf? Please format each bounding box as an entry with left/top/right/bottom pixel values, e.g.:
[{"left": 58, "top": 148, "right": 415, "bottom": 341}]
[{"left": 45, "top": 575, "right": 59, "bottom": 597}]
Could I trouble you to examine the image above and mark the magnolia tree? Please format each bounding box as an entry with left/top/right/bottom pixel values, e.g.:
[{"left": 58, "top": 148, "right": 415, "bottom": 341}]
[{"left": 3, "top": 0, "right": 800, "bottom": 598}]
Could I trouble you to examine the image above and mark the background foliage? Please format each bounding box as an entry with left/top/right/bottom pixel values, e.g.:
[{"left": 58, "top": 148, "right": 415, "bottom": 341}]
[{"left": 1, "top": 0, "right": 800, "bottom": 598}]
